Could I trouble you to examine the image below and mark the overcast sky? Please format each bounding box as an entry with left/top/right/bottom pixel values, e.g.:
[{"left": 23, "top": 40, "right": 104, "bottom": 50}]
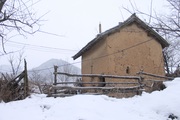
[{"left": 0, "top": 0, "right": 168, "bottom": 70}]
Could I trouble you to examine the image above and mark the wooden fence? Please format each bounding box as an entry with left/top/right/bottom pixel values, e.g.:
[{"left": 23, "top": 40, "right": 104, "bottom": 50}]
[
  {"left": 49, "top": 66, "right": 140, "bottom": 97},
  {"left": 137, "top": 71, "right": 174, "bottom": 80},
  {"left": 48, "top": 66, "right": 174, "bottom": 98},
  {"left": 0, "top": 59, "right": 29, "bottom": 102}
]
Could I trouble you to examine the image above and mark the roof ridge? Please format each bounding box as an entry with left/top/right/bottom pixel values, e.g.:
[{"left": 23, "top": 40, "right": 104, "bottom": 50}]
[{"left": 72, "top": 14, "right": 169, "bottom": 60}]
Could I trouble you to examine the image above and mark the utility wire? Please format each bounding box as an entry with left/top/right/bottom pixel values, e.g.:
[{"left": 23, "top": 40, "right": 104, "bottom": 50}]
[
  {"left": 38, "top": 30, "right": 66, "bottom": 37},
  {"left": 6, "top": 40, "right": 78, "bottom": 52},
  {"left": 28, "top": 61, "right": 81, "bottom": 72},
  {"left": 27, "top": 37, "right": 155, "bottom": 72},
  {"left": 28, "top": 66, "right": 54, "bottom": 72},
  {"left": 0, "top": 34, "right": 162, "bottom": 72},
  {"left": 83, "top": 38, "right": 154, "bottom": 62}
]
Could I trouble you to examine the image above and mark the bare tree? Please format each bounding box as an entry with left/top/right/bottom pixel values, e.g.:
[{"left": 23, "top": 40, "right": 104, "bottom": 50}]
[
  {"left": 58, "top": 64, "right": 73, "bottom": 84},
  {"left": 154, "top": 0, "right": 180, "bottom": 74},
  {"left": 153, "top": 0, "right": 180, "bottom": 38},
  {"left": 29, "top": 70, "right": 46, "bottom": 93},
  {"left": 0, "top": 0, "right": 41, "bottom": 53},
  {"left": 8, "top": 51, "right": 24, "bottom": 77},
  {"left": 151, "top": 0, "right": 180, "bottom": 75},
  {"left": 124, "top": 0, "right": 180, "bottom": 75},
  {"left": 58, "top": 63, "right": 80, "bottom": 85}
]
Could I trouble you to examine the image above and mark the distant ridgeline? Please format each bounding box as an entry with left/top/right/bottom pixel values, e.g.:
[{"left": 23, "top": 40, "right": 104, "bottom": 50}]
[{"left": 28, "top": 59, "right": 81, "bottom": 84}]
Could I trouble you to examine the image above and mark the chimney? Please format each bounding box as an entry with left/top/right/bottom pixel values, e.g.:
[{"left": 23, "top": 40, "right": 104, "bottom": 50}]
[{"left": 99, "top": 23, "right": 102, "bottom": 34}]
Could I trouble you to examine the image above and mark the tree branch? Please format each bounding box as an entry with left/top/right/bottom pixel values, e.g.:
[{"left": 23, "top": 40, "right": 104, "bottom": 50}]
[{"left": 0, "top": 0, "right": 6, "bottom": 12}]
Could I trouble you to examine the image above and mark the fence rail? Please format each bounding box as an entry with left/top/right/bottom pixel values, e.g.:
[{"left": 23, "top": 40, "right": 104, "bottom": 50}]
[
  {"left": 54, "top": 72, "right": 141, "bottom": 79},
  {"left": 137, "top": 71, "right": 174, "bottom": 80},
  {"left": 48, "top": 66, "right": 174, "bottom": 98},
  {"left": 48, "top": 85, "right": 144, "bottom": 97},
  {"left": 54, "top": 81, "right": 139, "bottom": 85},
  {"left": 48, "top": 66, "right": 145, "bottom": 97}
]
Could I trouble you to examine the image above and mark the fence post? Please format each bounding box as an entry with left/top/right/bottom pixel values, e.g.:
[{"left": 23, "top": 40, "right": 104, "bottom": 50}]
[
  {"left": 24, "top": 59, "right": 29, "bottom": 98},
  {"left": 54, "top": 66, "right": 58, "bottom": 97}
]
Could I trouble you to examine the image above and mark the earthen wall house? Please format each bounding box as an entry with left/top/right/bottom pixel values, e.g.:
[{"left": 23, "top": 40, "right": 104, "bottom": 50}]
[{"left": 73, "top": 14, "right": 169, "bottom": 94}]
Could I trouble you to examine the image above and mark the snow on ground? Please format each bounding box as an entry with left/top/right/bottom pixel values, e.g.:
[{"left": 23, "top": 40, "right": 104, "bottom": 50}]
[{"left": 0, "top": 78, "right": 180, "bottom": 120}]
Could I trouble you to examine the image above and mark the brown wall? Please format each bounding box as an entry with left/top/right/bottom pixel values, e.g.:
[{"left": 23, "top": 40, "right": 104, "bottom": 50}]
[{"left": 81, "top": 23, "right": 165, "bottom": 86}]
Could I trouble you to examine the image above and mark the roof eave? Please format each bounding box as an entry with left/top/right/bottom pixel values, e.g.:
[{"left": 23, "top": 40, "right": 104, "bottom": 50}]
[{"left": 72, "top": 14, "right": 169, "bottom": 60}]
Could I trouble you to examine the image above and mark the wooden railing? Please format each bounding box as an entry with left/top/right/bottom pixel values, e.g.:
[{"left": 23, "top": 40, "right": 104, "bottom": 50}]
[
  {"left": 48, "top": 66, "right": 174, "bottom": 98},
  {"left": 0, "top": 59, "right": 29, "bottom": 102},
  {"left": 137, "top": 71, "right": 174, "bottom": 80},
  {"left": 48, "top": 66, "right": 145, "bottom": 97}
]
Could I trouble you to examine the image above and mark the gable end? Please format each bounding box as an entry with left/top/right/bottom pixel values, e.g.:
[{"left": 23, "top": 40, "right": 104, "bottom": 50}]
[{"left": 72, "top": 14, "right": 169, "bottom": 60}]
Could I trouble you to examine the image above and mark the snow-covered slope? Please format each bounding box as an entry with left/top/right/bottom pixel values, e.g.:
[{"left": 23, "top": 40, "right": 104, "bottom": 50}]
[{"left": 0, "top": 78, "right": 180, "bottom": 120}]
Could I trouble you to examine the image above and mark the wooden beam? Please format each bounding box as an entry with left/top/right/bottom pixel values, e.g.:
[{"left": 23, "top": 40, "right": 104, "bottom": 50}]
[
  {"left": 53, "top": 66, "right": 58, "bottom": 96},
  {"left": 51, "top": 85, "right": 143, "bottom": 90},
  {"left": 54, "top": 72, "right": 140, "bottom": 80},
  {"left": 137, "top": 72, "right": 174, "bottom": 80},
  {"left": 55, "top": 82, "right": 139, "bottom": 85},
  {"left": 24, "top": 59, "right": 29, "bottom": 98}
]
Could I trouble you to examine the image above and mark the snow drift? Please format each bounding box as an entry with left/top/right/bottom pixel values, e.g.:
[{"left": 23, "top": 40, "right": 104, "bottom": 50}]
[{"left": 0, "top": 78, "right": 180, "bottom": 120}]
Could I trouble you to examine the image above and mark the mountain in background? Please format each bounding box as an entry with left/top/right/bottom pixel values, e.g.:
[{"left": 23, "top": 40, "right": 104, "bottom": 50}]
[{"left": 28, "top": 59, "right": 81, "bottom": 84}]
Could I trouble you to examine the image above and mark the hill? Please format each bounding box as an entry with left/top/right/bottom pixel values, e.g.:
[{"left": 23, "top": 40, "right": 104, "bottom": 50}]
[{"left": 28, "top": 59, "right": 81, "bottom": 84}]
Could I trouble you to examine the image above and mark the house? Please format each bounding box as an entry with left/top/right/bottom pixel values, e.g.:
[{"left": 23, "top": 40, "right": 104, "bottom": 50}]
[{"left": 72, "top": 14, "right": 169, "bottom": 96}]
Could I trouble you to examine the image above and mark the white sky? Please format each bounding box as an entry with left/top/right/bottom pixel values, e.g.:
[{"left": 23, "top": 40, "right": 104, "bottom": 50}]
[{"left": 0, "top": 0, "right": 169, "bottom": 70}]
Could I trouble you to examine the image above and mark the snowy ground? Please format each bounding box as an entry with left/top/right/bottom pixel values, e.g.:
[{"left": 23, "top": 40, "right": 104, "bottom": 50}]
[{"left": 0, "top": 78, "right": 180, "bottom": 120}]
